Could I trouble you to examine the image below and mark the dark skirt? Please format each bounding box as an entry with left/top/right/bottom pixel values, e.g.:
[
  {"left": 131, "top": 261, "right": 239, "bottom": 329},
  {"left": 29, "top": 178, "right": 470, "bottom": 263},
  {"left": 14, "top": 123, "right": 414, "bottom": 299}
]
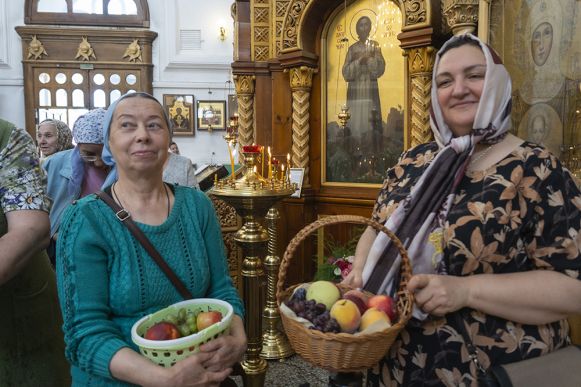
[{"left": 0, "top": 251, "right": 70, "bottom": 386}]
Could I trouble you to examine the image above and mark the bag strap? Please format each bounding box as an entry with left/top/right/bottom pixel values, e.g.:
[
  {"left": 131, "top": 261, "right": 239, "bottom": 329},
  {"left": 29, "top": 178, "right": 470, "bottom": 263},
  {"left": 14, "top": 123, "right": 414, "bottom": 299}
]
[
  {"left": 95, "top": 190, "right": 193, "bottom": 300},
  {"left": 454, "top": 311, "right": 487, "bottom": 375}
]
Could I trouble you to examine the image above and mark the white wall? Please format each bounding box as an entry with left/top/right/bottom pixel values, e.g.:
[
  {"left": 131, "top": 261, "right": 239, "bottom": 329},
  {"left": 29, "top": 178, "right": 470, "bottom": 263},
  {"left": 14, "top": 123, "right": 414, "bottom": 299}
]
[{"left": 0, "top": 0, "right": 235, "bottom": 167}]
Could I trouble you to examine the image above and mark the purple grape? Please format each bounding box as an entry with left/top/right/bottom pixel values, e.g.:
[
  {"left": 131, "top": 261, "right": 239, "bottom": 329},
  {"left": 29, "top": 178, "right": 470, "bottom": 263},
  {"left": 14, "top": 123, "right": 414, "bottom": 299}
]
[
  {"left": 315, "top": 303, "right": 326, "bottom": 313},
  {"left": 293, "top": 288, "right": 307, "bottom": 301}
]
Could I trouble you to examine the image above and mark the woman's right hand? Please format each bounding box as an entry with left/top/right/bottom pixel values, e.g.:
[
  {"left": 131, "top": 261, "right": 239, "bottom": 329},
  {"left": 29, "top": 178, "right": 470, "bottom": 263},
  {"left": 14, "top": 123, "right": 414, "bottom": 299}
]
[
  {"left": 157, "top": 352, "right": 232, "bottom": 387},
  {"left": 342, "top": 266, "right": 363, "bottom": 288}
]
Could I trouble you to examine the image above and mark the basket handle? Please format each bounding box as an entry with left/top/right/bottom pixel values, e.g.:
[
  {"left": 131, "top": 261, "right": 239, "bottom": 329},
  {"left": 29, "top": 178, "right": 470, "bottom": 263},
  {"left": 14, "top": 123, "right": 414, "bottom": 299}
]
[{"left": 277, "top": 215, "right": 413, "bottom": 305}]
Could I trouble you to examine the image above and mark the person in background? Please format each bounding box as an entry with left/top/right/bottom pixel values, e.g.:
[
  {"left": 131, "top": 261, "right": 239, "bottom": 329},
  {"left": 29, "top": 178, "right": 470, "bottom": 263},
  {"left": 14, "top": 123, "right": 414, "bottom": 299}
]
[
  {"left": 163, "top": 151, "right": 200, "bottom": 189},
  {"left": 43, "top": 108, "right": 109, "bottom": 263},
  {"left": 36, "top": 118, "right": 73, "bottom": 160},
  {"left": 57, "top": 92, "right": 246, "bottom": 386},
  {"left": 0, "top": 119, "right": 70, "bottom": 385},
  {"left": 343, "top": 34, "right": 581, "bottom": 386},
  {"left": 169, "top": 141, "right": 180, "bottom": 154}
]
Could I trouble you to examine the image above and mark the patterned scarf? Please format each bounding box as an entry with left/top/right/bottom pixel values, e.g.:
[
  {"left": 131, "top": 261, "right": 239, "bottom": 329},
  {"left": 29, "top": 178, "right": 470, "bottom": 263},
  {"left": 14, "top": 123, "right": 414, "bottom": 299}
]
[
  {"left": 362, "top": 34, "right": 512, "bottom": 319},
  {"left": 38, "top": 119, "right": 73, "bottom": 152}
]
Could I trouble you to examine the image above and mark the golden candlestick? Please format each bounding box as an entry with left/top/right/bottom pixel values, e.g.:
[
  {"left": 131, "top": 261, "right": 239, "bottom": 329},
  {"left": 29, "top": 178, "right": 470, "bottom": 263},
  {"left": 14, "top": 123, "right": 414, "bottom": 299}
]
[
  {"left": 209, "top": 149, "right": 294, "bottom": 386},
  {"left": 260, "top": 207, "right": 294, "bottom": 360}
]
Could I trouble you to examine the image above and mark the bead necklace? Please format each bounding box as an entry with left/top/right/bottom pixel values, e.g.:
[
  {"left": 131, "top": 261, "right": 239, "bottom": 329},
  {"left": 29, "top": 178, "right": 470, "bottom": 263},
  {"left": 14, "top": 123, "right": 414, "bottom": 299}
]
[
  {"left": 112, "top": 182, "right": 170, "bottom": 218},
  {"left": 470, "top": 144, "right": 494, "bottom": 165}
]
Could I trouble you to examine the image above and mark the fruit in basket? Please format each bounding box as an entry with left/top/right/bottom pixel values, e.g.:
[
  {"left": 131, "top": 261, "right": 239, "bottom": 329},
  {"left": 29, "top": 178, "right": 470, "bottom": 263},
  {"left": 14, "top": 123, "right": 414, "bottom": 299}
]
[
  {"left": 144, "top": 322, "right": 182, "bottom": 340},
  {"left": 197, "top": 311, "right": 223, "bottom": 331},
  {"left": 330, "top": 299, "right": 361, "bottom": 333},
  {"left": 360, "top": 307, "right": 391, "bottom": 331},
  {"left": 306, "top": 281, "right": 341, "bottom": 309},
  {"left": 367, "top": 295, "right": 397, "bottom": 321},
  {"left": 343, "top": 290, "right": 369, "bottom": 315}
]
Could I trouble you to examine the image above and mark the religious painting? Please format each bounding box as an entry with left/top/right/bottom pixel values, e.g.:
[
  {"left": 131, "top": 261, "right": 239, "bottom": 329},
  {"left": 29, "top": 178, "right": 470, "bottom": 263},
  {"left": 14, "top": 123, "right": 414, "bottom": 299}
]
[
  {"left": 197, "top": 100, "right": 226, "bottom": 131},
  {"left": 322, "top": 0, "right": 405, "bottom": 185},
  {"left": 163, "top": 94, "right": 194, "bottom": 136},
  {"left": 482, "top": 0, "right": 581, "bottom": 158}
]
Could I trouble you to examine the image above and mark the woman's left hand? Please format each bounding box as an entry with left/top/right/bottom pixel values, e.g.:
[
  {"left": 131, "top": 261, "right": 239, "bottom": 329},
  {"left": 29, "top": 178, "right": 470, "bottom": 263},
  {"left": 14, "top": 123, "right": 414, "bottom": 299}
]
[
  {"left": 407, "top": 274, "right": 470, "bottom": 316},
  {"left": 198, "top": 315, "right": 247, "bottom": 372}
]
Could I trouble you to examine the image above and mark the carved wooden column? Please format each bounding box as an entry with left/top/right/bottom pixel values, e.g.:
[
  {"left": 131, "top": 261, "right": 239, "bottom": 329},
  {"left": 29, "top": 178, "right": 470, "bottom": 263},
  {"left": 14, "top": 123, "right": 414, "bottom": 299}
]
[
  {"left": 287, "top": 65, "right": 316, "bottom": 186},
  {"left": 407, "top": 47, "right": 436, "bottom": 147},
  {"left": 441, "top": 0, "right": 480, "bottom": 35},
  {"left": 234, "top": 74, "right": 256, "bottom": 147}
]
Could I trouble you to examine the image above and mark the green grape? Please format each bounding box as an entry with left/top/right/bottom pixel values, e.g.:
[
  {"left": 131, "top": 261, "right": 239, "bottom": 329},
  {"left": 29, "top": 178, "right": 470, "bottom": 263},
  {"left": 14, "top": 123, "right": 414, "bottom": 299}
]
[
  {"left": 177, "top": 308, "right": 187, "bottom": 323},
  {"left": 178, "top": 323, "right": 191, "bottom": 337},
  {"left": 164, "top": 314, "right": 178, "bottom": 325}
]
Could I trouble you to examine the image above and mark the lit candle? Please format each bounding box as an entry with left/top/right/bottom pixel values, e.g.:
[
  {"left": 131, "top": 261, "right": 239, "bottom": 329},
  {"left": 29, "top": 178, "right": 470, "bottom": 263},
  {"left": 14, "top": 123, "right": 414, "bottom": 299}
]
[
  {"left": 280, "top": 164, "right": 285, "bottom": 181},
  {"left": 227, "top": 142, "right": 236, "bottom": 180},
  {"left": 268, "top": 146, "right": 272, "bottom": 179},
  {"left": 261, "top": 146, "right": 265, "bottom": 177},
  {"left": 287, "top": 153, "right": 291, "bottom": 169}
]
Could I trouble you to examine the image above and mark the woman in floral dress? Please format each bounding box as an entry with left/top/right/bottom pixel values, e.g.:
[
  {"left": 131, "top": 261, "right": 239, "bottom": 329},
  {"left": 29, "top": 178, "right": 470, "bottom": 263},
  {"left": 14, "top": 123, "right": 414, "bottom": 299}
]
[
  {"left": 0, "top": 119, "right": 69, "bottom": 385},
  {"left": 344, "top": 34, "right": 581, "bottom": 386}
]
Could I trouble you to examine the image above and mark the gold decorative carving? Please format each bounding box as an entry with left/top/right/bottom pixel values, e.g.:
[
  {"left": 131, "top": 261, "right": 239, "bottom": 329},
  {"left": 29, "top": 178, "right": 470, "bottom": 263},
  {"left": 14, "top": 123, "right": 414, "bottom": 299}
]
[
  {"left": 75, "top": 36, "right": 96, "bottom": 61},
  {"left": 27, "top": 35, "right": 48, "bottom": 60},
  {"left": 274, "top": 1, "right": 291, "bottom": 56},
  {"left": 123, "top": 39, "right": 142, "bottom": 62},
  {"left": 441, "top": 0, "right": 479, "bottom": 35},
  {"left": 209, "top": 195, "right": 240, "bottom": 229},
  {"left": 407, "top": 47, "right": 435, "bottom": 147},
  {"left": 282, "top": 0, "right": 310, "bottom": 50},
  {"left": 403, "top": 0, "right": 428, "bottom": 27},
  {"left": 234, "top": 75, "right": 256, "bottom": 147},
  {"left": 251, "top": 2, "right": 271, "bottom": 61},
  {"left": 288, "top": 66, "right": 316, "bottom": 186}
]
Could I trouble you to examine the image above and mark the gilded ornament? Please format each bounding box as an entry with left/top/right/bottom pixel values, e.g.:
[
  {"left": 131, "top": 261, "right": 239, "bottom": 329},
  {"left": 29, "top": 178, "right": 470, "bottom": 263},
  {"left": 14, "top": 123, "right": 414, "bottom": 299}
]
[
  {"left": 75, "top": 36, "right": 96, "bottom": 61},
  {"left": 123, "top": 39, "right": 142, "bottom": 63},
  {"left": 27, "top": 35, "right": 48, "bottom": 60}
]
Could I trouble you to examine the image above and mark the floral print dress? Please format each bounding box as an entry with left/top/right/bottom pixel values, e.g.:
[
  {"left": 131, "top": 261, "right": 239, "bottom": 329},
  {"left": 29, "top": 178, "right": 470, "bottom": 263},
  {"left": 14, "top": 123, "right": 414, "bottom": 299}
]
[{"left": 367, "top": 141, "right": 581, "bottom": 387}]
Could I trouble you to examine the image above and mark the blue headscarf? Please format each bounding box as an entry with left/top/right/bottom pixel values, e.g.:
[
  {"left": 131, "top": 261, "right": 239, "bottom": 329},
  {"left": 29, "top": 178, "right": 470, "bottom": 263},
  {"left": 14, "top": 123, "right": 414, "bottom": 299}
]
[
  {"left": 101, "top": 92, "right": 172, "bottom": 188},
  {"left": 68, "top": 108, "right": 107, "bottom": 196}
]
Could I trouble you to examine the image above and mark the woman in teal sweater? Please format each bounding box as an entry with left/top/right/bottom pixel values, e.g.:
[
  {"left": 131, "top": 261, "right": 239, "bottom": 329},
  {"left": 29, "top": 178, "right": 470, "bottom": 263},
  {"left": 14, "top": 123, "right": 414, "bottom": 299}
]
[{"left": 57, "top": 92, "right": 246, "bottom": 386}]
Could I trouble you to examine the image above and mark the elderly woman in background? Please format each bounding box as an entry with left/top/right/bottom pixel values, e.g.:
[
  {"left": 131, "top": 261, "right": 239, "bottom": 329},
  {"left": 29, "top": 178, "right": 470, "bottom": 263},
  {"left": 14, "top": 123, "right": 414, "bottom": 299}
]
[
  {"left": 43, "top": 109, "right": 108, "bottom": 243},
  {"left": 343, "top": 34, "right": 581, "bottom": 386},
  {"left": 0, "top": 118, "right": 70, "bottom": 385},
  {"left": 57, "top": 92, "right": 246, "bottom": 386},
  {"left": 36, "top": 118, "right": 74, "bottom": 159}
]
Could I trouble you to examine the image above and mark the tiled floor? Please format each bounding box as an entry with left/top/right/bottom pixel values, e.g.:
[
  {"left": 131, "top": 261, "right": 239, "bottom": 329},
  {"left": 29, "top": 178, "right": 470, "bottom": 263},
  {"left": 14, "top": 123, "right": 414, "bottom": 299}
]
[{"left": 232, "top": 355, "right": 329, "bottom": 387}]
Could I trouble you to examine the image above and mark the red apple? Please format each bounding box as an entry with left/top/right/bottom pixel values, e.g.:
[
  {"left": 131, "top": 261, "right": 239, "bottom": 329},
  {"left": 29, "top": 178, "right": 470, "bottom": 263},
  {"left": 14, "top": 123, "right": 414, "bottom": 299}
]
[
  {"left": 343, "top": 290, "right": 369, "bottom": 315},
  {"left": 196, "top": 311, "right": 223, "bottom": 331},
  {"left": 367, "top": 295, "right": 397, "bottom": 321},
  {"left": 144, "top": 321, "right": 182, "bottom": 341}
]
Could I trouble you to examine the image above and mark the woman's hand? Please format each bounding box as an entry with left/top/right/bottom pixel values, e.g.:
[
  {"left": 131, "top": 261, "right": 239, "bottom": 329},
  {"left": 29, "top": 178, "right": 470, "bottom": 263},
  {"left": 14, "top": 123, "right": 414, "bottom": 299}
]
[
  {"left": 342, "top": 263, "right": 363, "bottom": 288},
  {"left": 198, "top": 315, "right": 247, "bottom": 372},
  {"left": 159, "top": 351, "right": 231, "bottom": 387},
  {"left": 407, "top": 274, "right": 470, "bottom": 316}
]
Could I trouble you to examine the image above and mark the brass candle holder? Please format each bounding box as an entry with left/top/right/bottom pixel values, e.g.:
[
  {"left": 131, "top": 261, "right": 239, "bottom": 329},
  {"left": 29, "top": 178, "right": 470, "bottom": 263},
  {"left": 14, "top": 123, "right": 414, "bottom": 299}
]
[
  {"left": 209, "top": 149, "right": 295, "bottom": 386},
  {"left": 261, "top": 207, "right": 294, "bottom": 360}
]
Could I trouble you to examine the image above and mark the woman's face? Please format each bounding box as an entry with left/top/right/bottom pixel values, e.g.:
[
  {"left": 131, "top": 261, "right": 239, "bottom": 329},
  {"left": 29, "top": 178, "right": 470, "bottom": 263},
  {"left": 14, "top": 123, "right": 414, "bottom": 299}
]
[
  {"left": 78, "top": 143, "right": 107, "bottom": 170},
  {"left": 531, "top": 22, "right": 553, "bottom": 66},
  {"left": 108, "top": 97, "right": 170, "bottom": 176},
  {"left": 36, "top": 122, "right": 58, "bottom": 156},
  {"left": 435, "top": 44, "right": 486, "bottom": 137}
]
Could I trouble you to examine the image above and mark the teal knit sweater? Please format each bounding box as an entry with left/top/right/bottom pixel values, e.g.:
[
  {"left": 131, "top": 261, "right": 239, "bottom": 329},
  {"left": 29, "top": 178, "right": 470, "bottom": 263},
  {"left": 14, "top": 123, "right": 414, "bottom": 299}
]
[{"left": 56, "top": 186, "right": 244, "bottom": 386}]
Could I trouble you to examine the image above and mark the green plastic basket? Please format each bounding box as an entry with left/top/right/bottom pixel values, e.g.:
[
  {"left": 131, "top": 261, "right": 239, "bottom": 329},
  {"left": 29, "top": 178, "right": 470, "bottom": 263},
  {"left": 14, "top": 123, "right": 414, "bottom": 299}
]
[{"left": 131, "top": 298, "right": 233, "bottom": 367}]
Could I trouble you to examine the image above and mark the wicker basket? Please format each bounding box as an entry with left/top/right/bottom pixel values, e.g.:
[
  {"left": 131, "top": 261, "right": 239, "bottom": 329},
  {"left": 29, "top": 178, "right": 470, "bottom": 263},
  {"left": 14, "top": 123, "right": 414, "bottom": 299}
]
[{"left": 276, "top": 215, "right": 414, "bottom": 372}]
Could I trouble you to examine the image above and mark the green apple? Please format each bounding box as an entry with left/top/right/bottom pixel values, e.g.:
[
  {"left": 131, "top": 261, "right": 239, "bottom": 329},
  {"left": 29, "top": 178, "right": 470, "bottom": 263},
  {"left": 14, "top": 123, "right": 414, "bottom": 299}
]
[{"left": 306, "top": 280, "right": 341, "bottom": 309}]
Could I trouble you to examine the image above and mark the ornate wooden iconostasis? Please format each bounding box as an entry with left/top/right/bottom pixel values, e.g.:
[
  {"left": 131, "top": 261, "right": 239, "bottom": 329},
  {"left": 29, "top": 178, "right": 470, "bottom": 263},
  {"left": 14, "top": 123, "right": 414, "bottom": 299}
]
[{"left": 231, "top": 0, "right": 446, "bottom": 286}]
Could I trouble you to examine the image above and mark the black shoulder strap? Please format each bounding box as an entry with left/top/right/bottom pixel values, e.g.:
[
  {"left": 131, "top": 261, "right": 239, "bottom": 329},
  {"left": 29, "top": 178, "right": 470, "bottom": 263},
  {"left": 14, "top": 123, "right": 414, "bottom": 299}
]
[{"left": 95, "top": 190, "right": 193, "bottom": 300}]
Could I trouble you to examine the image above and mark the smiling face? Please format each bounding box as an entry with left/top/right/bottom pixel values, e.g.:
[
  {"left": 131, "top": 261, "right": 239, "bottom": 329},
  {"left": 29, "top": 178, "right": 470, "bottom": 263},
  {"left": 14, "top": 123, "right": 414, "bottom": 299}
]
[
  {"left": 435, "top": 44, "right": 486, "bottom": 137},
  {"left": 531, "top": 22, "right": 553, "bottom": 66},
  {"left": 36, "top": 122, "right": 59, "bottom": 156},
  {"left": 108, "top": 96, "right": 170, "bottom": 177}
]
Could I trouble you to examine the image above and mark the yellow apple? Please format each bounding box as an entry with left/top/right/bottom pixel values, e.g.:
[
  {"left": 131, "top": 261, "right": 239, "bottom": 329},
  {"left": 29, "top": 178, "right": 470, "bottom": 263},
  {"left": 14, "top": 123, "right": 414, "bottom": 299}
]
[{"left": 330, "top": 299, "right": 361, "bottom": 333}]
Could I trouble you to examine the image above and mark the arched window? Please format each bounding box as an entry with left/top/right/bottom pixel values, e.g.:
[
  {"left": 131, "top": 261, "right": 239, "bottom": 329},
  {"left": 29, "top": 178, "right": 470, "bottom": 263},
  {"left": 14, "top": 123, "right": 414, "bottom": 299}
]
[{"left": 25, "top": 0, "right": 149, "bottom": 28}]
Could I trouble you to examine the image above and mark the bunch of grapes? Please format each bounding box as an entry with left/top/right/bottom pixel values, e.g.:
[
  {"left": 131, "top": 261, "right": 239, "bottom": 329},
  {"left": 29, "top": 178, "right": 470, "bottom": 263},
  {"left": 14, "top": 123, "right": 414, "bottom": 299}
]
[
  {"left": 285, "top": 287, "right": 341, "bottom": 333},
  {"left": 163, "top": 308, "right": 198, "bottom": 337}
]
